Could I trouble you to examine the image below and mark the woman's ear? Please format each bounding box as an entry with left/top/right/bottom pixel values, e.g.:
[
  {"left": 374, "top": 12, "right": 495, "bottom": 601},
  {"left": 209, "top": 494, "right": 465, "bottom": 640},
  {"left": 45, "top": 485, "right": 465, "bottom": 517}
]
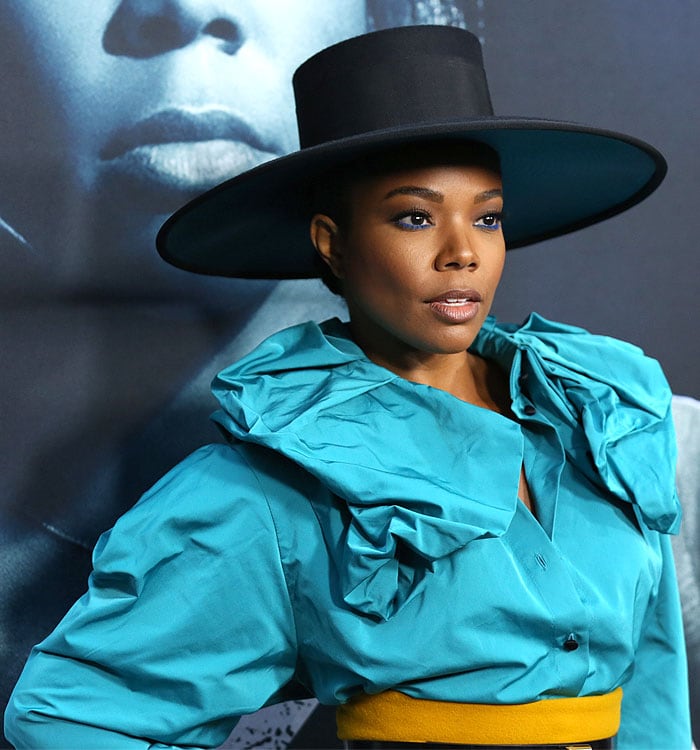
[{"left": 310, "top": 214, "right": 344, "bottom": 280}]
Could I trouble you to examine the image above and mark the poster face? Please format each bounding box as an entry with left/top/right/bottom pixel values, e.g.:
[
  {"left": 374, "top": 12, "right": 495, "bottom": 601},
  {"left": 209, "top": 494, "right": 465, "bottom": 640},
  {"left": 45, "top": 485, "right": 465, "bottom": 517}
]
[{"left": 0, "top": 2, "right": 697, "bottom": 747}]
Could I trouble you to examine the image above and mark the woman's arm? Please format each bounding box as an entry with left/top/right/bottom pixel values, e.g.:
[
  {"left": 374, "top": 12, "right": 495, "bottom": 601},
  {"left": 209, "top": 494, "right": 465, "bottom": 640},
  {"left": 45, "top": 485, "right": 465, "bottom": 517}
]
[
  {"left": 5, "top": 444, "right": 299, "bottom": 749},
  {"left": 618, "top": 532, "right": 691, "bottom": 749}
]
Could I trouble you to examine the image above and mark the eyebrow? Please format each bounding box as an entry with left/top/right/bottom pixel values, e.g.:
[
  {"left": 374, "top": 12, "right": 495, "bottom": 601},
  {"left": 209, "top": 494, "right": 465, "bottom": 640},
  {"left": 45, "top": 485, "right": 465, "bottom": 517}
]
[
  {"left": 383, "top": 186, "right": 444, "bottom": 203},
  {"left": 474, "top": 188, "right": 503, "bottom": 204},
  {"left": 382, "top": 186, "right": 503, "bottom": 204}
]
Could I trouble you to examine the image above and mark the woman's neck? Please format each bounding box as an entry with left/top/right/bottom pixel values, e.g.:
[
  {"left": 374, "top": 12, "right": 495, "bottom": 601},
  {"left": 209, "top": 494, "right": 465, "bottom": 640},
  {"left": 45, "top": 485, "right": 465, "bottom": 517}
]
[
  {"left": 420, "top": 351, "right": 511, "bottom": 414},
  {"left": 361, "top": 342, "right": 511, "bottom": 415}
]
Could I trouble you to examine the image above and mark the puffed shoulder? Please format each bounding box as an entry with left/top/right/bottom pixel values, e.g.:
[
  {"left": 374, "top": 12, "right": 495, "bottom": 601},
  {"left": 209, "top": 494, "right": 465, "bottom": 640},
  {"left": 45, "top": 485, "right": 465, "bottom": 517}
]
[
  {"left": 94, "top": 443, "right": 278, "bottom": 558},
  {"left": 90, "top": 441, "right": 329, "bottom": 599},
  {"left": 5, "top": 443, "right": 302, "bottom": 748}
]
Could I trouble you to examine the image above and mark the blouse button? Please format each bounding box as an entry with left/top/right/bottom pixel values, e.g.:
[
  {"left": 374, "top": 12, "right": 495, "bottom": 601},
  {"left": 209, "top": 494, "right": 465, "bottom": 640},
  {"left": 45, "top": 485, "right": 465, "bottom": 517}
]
[
  {"left": 523, "top": 404, "right": 537, "bottom": 416},
  {"left": 563, "top": 636, "right": 579, "bottom": 652}
]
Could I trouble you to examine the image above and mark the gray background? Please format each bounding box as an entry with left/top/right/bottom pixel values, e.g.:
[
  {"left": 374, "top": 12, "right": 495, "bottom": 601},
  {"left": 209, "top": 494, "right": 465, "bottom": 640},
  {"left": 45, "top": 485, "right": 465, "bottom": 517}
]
[{"left": 481, "top": 0, "right": 698, "bottom": 399}]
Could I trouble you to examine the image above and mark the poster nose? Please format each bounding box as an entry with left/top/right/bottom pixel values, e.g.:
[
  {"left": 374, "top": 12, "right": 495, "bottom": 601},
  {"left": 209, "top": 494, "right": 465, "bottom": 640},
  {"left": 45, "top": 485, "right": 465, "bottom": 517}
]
[{"left": 102, "top": 0, "right": 244, "bottom": 58}]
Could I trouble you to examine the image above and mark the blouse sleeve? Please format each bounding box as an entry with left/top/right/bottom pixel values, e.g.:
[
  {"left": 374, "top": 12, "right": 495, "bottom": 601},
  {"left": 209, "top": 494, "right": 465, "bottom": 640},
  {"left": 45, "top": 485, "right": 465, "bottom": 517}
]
[
  {"left": 4, "top": 444, "right": 299, "bottom": 749},
  {"left": 618, "top": 532, "right": 692, "bottom": 749}
]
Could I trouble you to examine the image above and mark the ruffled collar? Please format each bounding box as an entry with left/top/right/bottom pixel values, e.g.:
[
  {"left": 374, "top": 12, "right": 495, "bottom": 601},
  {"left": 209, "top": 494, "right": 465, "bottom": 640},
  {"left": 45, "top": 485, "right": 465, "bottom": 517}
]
[
  {"left": 212, "top": 315, "right": 680, "bottom": 620},
  {"left": 473, "top": 315, "right": 680, "bottom": 535}
]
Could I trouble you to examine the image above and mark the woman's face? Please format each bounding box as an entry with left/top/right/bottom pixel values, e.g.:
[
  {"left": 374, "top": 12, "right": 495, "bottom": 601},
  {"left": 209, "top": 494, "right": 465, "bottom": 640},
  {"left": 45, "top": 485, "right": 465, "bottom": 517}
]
[
  {"left": 0, "top": 0, "right": 367, "bottom": 299},
  {"left": 314, "top": 159, "right": 505, "bottom": 371}
]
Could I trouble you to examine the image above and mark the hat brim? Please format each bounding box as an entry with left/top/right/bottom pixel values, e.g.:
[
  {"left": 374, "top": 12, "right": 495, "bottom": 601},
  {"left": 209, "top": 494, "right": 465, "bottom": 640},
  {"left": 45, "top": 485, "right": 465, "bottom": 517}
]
[{"left": 156, "top": 118, "right": 666, "bottom": 278}]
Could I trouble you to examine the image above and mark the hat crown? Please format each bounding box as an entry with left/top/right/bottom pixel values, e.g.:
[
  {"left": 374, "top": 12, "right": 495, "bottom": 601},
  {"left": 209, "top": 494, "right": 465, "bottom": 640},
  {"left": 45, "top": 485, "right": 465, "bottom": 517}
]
[{"left": 293, "top": 25, "right": 494, "bottom": 149}]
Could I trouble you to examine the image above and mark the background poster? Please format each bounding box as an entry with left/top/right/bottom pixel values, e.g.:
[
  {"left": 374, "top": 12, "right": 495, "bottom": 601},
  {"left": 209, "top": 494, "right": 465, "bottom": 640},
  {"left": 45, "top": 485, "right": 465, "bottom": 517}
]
[{"left": 0, "top": 1, "right": 697, "bottom": 747}]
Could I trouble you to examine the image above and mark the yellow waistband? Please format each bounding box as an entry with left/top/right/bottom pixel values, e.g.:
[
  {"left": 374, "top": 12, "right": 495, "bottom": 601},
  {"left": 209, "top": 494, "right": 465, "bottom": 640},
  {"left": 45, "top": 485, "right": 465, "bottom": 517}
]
[{"left": 336, "top": 688, "right": 622, "bottom": 745}]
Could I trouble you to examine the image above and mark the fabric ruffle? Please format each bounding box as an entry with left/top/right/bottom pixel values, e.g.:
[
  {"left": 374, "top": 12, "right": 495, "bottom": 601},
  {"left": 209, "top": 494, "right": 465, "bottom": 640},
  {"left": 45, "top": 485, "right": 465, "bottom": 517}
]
[
  {"left": 212, "top": 315, "right": 680, "bottom": 620},
  {"left": 472, "top": 314, "right": 680, "bottom": 534}
]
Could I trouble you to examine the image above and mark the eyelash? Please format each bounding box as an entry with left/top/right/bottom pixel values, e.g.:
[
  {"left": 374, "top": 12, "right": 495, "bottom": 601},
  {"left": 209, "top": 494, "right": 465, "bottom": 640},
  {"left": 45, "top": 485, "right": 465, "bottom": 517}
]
[
  {"left": 391, "top": 208, "right": 433, "bottom": 231},
  {"left": 391, "top": 209, "right": 504, "bottom": 232},
  {"left": 475, "top": 212, "right": 504, "bottom": 231}
]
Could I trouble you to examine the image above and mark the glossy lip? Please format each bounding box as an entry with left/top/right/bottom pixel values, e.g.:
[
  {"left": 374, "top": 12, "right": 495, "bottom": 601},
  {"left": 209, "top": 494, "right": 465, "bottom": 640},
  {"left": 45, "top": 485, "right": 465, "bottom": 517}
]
[
  {"left": 99, "top": 108, "right": 282, "bottom": 196},
  {"left": 426, "top": 288, "right": 483, "bottom": 323}
]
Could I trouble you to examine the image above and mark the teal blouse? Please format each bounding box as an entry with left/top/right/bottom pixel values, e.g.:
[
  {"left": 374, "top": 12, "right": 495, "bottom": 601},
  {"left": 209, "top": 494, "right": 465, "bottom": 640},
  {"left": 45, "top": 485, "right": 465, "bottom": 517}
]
[{"left": 5, "top": 315, "right": 690, "bottom": 748}]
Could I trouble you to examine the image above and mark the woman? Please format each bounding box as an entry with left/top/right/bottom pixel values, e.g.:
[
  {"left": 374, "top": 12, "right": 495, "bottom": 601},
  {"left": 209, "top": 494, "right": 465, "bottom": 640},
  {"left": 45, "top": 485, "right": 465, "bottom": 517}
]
[{"left": 5, "top": 25, "right": 689, "bottom": 749}]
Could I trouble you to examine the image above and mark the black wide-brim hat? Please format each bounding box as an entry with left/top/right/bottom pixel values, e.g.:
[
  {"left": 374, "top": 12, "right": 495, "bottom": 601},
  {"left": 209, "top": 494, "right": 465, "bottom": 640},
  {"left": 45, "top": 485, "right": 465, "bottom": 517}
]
[{"left": 157, "top": 25, "right": 666, "bottom": 278}]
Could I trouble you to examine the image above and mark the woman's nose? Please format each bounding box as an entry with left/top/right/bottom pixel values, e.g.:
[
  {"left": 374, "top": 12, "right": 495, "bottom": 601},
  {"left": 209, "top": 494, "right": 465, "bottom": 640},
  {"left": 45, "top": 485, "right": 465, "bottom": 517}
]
[
  {"left": 435, "top": 225, "right": 479, "bottom": 271},
  {"left": 103, "top": 0, "right": 243, "bottom": 58}
]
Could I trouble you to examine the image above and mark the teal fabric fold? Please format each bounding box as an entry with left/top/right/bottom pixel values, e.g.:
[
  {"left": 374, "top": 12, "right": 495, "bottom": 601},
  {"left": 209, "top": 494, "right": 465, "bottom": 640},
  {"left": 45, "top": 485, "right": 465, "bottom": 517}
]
[
  {"left": 473, "top": 314, "right": 680, "bottom": 533},
  {"left": 212, "top": 315, "right": 680, "bottom": 619},
  {"left": 213, "top": 320, "right": 522, "bottom": 619}
]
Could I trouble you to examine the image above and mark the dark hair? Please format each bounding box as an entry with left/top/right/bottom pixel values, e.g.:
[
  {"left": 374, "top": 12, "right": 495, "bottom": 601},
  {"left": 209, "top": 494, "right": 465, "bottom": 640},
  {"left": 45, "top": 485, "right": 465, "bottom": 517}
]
[{"left": 310, "top": 139, "right": 502, "bottom": 296}]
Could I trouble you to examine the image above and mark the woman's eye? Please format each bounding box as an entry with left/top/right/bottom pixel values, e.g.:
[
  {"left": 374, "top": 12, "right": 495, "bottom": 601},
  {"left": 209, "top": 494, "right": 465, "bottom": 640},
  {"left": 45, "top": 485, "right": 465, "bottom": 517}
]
[
  {"left": 475, "top": 212, "right": 503, "bottom": 231},
  {"left": 393, "top": 211, "right": 432, "bottom": 230}
]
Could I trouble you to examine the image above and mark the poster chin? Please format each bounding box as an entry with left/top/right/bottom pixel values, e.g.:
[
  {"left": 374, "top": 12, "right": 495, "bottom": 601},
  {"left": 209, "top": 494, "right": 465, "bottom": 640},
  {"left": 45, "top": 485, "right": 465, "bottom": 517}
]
[{"left": 0, "top": 2, "right": 697, "bottom": 748}]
